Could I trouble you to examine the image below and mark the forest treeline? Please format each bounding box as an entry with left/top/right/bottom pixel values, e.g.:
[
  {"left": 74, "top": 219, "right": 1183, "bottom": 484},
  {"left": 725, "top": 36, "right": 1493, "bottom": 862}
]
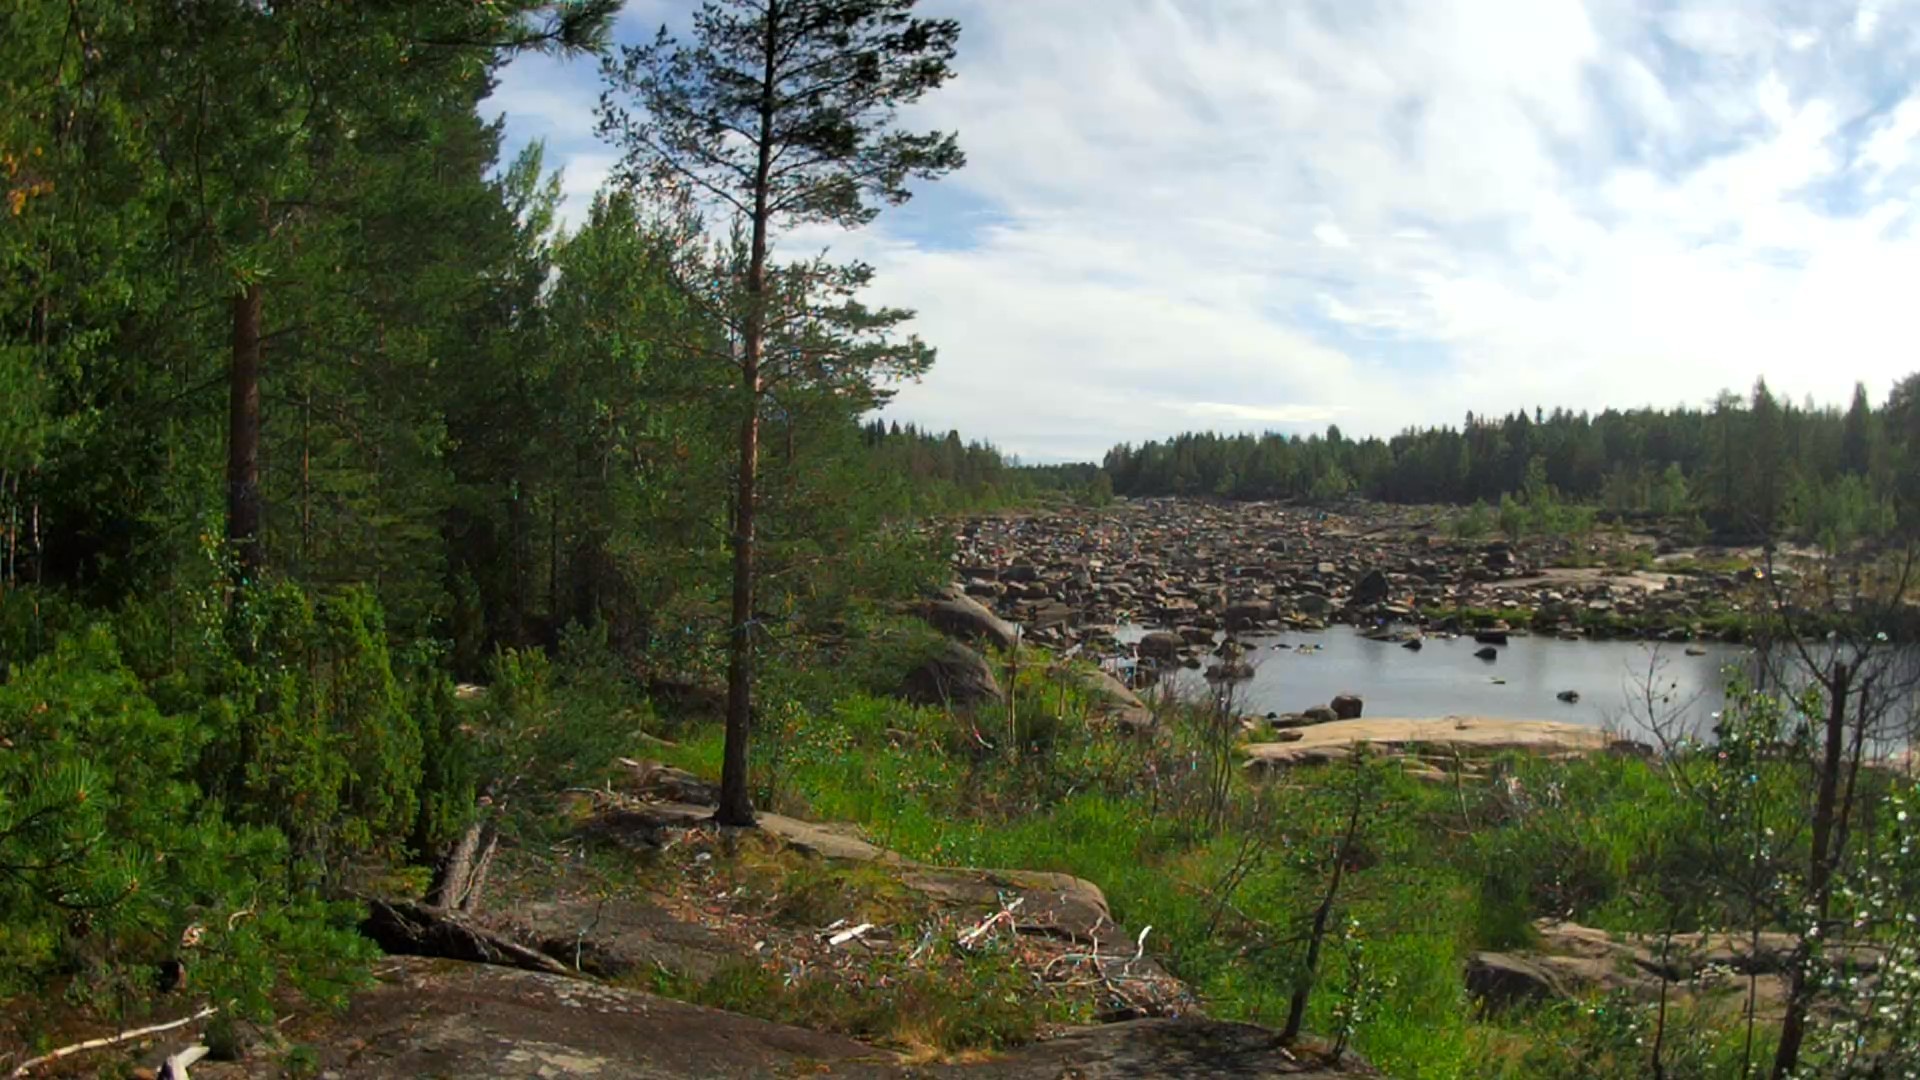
[{"left": 1103, "top": 379, "right": 1920, "bottom": 543}]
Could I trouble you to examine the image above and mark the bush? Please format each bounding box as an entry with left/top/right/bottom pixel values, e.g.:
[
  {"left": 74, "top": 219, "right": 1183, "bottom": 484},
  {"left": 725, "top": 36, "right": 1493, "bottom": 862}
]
[
  {"left": 217, "top": 585, "right": 424, "bottom": 872},
  {"left": 0, "top": 625, "right": 372, "bottom": 1013},
  {"left": 0, "top": 627, "right": 208, "bottom": 990},
  {"left": 473, "top": 630, "right": 643, "bottom": 795}
]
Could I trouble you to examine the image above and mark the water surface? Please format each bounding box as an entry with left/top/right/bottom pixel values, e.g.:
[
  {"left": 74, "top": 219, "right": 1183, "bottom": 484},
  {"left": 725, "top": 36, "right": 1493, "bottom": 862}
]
[{"left": 1115, "top": 627, "right": 1749, "bottom": 741}]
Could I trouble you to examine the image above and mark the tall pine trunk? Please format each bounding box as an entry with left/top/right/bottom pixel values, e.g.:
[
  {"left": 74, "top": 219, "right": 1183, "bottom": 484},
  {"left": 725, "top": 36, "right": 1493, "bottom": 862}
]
[
  {"left": 227, "top": 283, "right": 264, "bottom": 581},
  {"left": 715, "top": 1, "right": 781, "bottom": 827}
]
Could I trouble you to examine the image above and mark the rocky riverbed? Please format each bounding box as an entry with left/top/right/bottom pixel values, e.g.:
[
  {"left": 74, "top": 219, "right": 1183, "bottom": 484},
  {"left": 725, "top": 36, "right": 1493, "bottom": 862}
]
[{"left": 948, "top": 498, "right": 1765, "bottom": 667}]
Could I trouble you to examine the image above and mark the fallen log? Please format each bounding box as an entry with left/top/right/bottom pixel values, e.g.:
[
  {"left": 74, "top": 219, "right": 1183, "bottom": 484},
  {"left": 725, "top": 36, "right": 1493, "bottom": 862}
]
[{"left": 360, "top": 898, "right": 572, "bottom": 977}]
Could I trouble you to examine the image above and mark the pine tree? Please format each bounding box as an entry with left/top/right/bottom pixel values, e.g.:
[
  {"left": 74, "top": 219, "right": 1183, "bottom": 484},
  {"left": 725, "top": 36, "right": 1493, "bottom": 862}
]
[{"left": 599, "top": 0, "right": 964, "bottom": 825}]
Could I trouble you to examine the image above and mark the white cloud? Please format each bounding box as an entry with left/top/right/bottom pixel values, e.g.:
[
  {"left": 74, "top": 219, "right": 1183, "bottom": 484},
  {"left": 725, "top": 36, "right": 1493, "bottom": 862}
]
[
  {"left": 1188, "top": 402, "right": 1344, "bottom": 426},
  {"left": 1856, "top": 0, "right": 1885, "bottom": 43},
  {"left": 1313, "top": 223, "right": 1354, "bottom": 250},
  {"left": 491, "top": 0, "right": 1920, "bottom": 461}
]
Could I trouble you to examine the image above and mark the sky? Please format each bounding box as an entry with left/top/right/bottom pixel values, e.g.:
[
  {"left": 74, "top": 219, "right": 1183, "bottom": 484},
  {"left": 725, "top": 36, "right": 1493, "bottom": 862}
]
[{"left": 485, "top": 0, "right": 1920, "bottom": 463}]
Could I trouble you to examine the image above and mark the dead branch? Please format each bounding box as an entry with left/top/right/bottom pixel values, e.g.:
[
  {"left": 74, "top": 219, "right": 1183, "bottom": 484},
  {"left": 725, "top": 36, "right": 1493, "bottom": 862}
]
[{"left": 8, "top": 1006, "right": 217, "bottom": 1078}]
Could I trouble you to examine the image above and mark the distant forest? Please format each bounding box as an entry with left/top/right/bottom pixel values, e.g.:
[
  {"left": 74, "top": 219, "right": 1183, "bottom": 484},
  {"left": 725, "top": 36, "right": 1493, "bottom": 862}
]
[{"left": 1098, "top": 378, "right": 1920, "bottom": 541}]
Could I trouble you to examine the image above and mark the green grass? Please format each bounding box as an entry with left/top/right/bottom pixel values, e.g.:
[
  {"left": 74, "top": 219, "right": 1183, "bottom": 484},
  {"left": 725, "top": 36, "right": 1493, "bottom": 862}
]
[
  {"left": 622, "top": 661, "right": 1840, "bottom": 1078},
  {"left": 1657, "top": 554, "right": 1754, "bottom": 576}
]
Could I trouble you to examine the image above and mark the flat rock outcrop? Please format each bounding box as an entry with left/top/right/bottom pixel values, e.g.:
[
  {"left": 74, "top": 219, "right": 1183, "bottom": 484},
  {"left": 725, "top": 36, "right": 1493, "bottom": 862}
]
[
  {"left": 1244, "top": 716, "right": 1629, "bottom": 772},
  {"left": 1462, "top": 919, "right": 1886, "bottom": 1022},
  {"left": 215, "top": 958, "right": 1372, "bottom": 1078}
]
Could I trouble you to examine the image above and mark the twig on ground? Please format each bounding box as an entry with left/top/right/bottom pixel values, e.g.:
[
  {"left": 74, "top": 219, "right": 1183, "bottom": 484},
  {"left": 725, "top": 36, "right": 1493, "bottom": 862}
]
[{"left": 8, "top": 1006, "right": 218, "bottom": 1078}]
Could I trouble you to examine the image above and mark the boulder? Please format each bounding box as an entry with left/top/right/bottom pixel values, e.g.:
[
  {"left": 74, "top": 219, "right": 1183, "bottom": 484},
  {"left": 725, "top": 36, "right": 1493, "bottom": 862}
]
[
  {"left": 1330, "top": 694, "right": 1363, "bottom": 720},
  {"left": 1025, "top": 601, "right": 1076, "bottom": 629},
  {"left": 1484, "top": 542, "right": 1516, "bottom": 573},
  {"left": 1301, "top": 706, "right": 1339, "bottom": 725},
  {"left": 899, "top": 641, "right": 1003, "bottom": 709},
  {"left": 1474, "top": 646, "right": 1498, "bottom": 661},
  {"left": 1078, "top": 668, "right": 1156, "bottom": 733},
  {"left": 931, "top": 1016, "right": 1373, "bottom": 1078},
  {"left": 1204, "top": 662, "right": 1254, "bottom": 682},
  {"left": 617, "top": 759, "right": 717, "bottom": 806},
  {"left": 1401, "top": 637, "right": 1423, "bottom": 651},
  {"left": 1222, "top": 601, "right": 1272, "bottom": 630},
  {"left": 1351, "top": 569, "right": 1390, "bottom": 606},
  {"left": 1137, "top": 631, "right": 1184, "bottom": 660},
  {"left": 252, "top": 956, "right": 893, "bottom": 1078},
  {"left": 486, "top": 897, "right": 740, "bottom": 980},
  {"left": 1243, "top": 717, "right": 1621, "bottom": 772},
  {"left": 1556, "top": 690, "right": 1580, "bottom": 703},
  {"left": 1466, "top": 951, "right": 1568, "bottom": 1011}
]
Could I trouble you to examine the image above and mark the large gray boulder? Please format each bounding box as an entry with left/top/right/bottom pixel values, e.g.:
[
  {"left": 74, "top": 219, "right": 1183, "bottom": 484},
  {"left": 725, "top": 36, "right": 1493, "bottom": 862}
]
[
  {"left": 1465, "top": 951, "right": 1567, "bottom": 1012},
  {"left": 1137, "top": 630, "right": 1185, "bottom": 660},
  {"left": 899, "top": 640, "right": 1004, "bottom": 709},
  {"left": 1330, "top": 694, "right": 1364, "bottom": 720},
  {"left": 918, "top": 582, "right": 1020, "bottom": 651},
  {"left": 1222, "top": 601, "right": 1272, "bottom": 630},
  {"left": 1078, "top": 667, "right": 1157, "bottom": 734},
  {"left": 1351, "top": 569, "right": 1390, "bottom": 606}
]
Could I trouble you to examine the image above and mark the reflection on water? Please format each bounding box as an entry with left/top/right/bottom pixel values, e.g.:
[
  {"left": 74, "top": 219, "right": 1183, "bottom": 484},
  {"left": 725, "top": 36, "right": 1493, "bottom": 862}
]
[
  {"left": 1108, "top": 628, "right": 1919, "bottom": 749},
  {"left": 1114, "top": 627, "right": 1751, "bottom": 740}
]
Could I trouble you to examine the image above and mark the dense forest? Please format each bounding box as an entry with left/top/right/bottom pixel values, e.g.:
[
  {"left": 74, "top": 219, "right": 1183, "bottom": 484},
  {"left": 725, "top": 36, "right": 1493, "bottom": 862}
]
[
  {"left": 1103, "top": 379, "right": 1920, "bottom": 542},
  {"left": 0, "top": 0, "right": 1012, "bottom": 1019}
]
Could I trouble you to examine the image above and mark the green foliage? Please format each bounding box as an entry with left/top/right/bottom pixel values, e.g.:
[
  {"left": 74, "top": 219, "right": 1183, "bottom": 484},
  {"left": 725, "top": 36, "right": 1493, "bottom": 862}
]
[
  {"left": 0, "top": 623, "right": 373, "bottom": 1014},
  {"left": 404, "top": 661, "right": 474, "bottom": 861},
  {"left": 1792, "top": 472, "right": 1895, "bottom": 552},
  {"left": 0, "top": 628, "right": 207, "bottom": 987},
  {"left": 469, "top": 629, "right": 645, "bottom": 797},
  {"left": 1495, "top": 995, "right": 1761, "bottom": 1079},
  {"left": 0, "top": 0, "right": 994, "bottom": 1043},
  {"left": 1808, "top": 780, "right": 1920, "bottom": 1076},
  {"left": 220, "top": 585, "right": 423, "bottom": 869},
  {"left": 635, "top": 660, "right": 1920, "bottom": 1078},
  {"left": 1451, "top": 500, "right": 1494, "bottom": 539}
]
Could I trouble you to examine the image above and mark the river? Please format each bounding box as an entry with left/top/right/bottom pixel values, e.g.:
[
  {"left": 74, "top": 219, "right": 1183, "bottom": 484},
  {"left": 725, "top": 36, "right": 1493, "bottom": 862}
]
[{"left": 1115, "top": 627, "right": 1752, "bottom": 741}]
